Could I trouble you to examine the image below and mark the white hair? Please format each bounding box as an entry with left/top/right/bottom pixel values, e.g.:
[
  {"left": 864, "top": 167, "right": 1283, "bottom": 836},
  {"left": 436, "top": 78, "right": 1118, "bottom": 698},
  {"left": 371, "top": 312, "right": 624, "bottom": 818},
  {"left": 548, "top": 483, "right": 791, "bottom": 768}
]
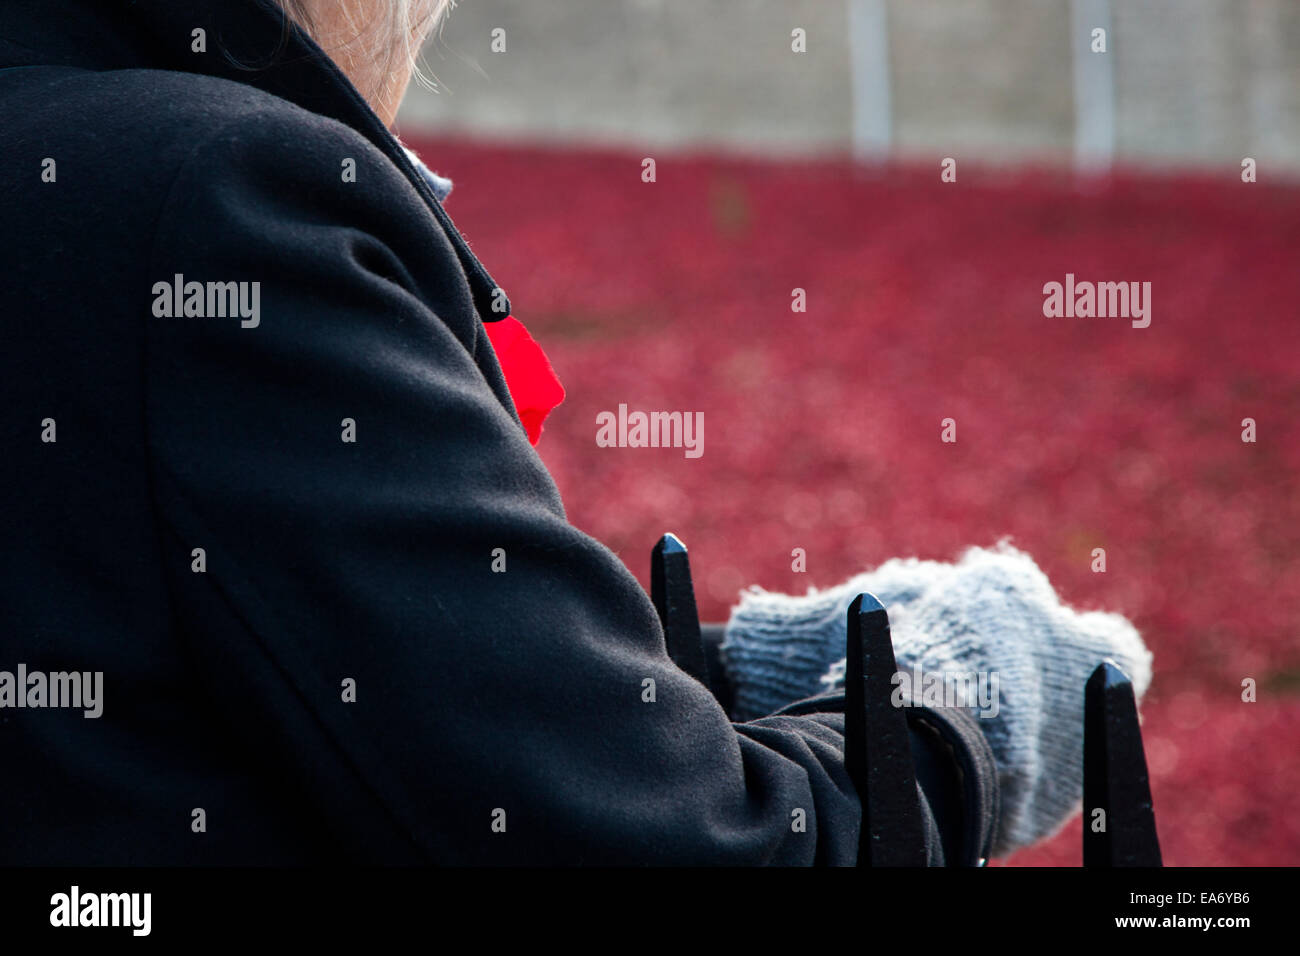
[{"left": 278, "top": 0, "right": 453, "bottom": 97}]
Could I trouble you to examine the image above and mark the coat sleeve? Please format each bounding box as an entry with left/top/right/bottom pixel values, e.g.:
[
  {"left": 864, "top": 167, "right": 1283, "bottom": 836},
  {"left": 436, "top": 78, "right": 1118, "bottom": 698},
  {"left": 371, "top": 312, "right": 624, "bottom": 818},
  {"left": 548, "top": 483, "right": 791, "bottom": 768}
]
[{"left": 141, "top": 111, "right": 860, "bottom": 865}]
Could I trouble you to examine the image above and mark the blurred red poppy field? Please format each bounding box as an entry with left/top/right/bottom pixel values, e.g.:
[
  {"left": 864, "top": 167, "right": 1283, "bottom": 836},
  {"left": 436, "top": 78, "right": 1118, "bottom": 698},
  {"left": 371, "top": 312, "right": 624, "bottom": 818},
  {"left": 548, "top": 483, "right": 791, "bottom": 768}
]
[{"left": 410, "top": 135, "right": 1300, "bottom": 866}]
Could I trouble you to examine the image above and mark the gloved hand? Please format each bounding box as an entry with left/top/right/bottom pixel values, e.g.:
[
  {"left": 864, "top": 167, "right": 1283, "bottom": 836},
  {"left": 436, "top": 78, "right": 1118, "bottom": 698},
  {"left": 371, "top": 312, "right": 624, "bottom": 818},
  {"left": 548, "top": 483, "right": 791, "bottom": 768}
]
[{"left": 719, "top": 541, "right": 1153, "bottom": 857}]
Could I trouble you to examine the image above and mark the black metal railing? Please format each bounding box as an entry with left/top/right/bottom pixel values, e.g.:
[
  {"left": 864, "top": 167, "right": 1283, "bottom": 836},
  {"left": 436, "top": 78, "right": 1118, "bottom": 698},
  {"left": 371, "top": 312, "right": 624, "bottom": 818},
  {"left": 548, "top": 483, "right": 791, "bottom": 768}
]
[{"left": 649, "top": 532, "right": 1161, "bottom": 867}]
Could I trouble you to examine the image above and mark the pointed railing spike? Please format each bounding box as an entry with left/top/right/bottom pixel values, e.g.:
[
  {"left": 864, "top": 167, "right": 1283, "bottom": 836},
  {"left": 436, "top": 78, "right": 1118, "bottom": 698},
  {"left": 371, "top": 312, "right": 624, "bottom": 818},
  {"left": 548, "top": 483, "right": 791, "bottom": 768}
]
[
  {"left": 1083, "top": 660, "right": 1162, "bottom": 867},
  {"left": 845, "top": 593, "right": 927, "bottom": 866},
  {"left": 650, "top": 533, "right": 711, "bottom": 691}
]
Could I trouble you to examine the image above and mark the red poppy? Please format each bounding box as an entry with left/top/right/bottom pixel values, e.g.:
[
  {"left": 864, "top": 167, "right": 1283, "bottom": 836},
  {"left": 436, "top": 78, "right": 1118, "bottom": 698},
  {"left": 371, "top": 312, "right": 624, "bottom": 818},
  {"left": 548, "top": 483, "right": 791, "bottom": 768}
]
[{"left": 484, "top": 315, "right": 566, "bottom": 445}]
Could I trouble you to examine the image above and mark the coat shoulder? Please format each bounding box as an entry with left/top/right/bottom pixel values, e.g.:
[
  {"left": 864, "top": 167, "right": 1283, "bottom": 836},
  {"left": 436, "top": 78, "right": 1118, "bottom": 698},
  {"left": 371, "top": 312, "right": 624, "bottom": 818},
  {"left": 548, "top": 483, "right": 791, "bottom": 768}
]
[
  {"left": 11, "top": 66, "right": 378, "bottom": 178},
  {"left": 1, "top": 64, "right": 422, "bottom": 282}
]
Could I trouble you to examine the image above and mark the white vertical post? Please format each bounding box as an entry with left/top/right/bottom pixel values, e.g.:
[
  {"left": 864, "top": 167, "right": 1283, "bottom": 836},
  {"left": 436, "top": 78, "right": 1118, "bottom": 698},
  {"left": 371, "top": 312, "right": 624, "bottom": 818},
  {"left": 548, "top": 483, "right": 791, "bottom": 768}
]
[
  {"left": 848, "top": 0, "right": 893, "bottom": 159},
  {"left": 1070, "top": 0, "right": 1115, "bottom": 171}
]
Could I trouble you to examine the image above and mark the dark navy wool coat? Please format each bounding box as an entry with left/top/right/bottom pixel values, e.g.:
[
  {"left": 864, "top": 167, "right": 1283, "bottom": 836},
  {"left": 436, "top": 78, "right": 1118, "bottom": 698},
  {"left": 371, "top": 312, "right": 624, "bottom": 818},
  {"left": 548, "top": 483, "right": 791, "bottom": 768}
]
[{"left": 0, "top": 0, "right": 865, "bottom": 864}]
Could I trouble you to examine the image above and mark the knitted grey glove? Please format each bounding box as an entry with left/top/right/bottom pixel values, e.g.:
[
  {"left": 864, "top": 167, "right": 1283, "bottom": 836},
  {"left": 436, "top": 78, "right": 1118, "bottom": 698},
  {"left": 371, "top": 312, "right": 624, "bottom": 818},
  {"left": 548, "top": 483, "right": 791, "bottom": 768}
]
[{"left": 719, "top": 542, "right": 1153, "bottom": 857}]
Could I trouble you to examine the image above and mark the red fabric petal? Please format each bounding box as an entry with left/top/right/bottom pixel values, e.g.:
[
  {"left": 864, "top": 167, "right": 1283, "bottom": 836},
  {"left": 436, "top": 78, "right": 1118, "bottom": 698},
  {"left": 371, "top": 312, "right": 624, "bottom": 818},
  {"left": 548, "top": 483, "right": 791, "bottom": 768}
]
[{"left": 484, "top": 315, "right": 566, "bottom": 445}]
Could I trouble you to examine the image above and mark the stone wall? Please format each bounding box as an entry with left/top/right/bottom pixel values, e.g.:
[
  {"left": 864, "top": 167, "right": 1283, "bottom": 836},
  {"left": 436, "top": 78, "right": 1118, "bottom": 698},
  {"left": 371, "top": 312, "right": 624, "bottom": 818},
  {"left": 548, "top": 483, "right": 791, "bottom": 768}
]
[{"left": 398, "top": 0, "right": 1300, "bottom": 173}]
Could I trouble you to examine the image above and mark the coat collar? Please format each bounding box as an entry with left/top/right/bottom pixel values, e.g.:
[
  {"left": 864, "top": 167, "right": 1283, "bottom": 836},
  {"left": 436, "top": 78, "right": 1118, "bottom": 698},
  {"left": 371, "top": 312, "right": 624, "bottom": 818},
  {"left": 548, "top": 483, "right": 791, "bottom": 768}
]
[{"left": 0, "top": 0, "right": 509, "bottom": 322}]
